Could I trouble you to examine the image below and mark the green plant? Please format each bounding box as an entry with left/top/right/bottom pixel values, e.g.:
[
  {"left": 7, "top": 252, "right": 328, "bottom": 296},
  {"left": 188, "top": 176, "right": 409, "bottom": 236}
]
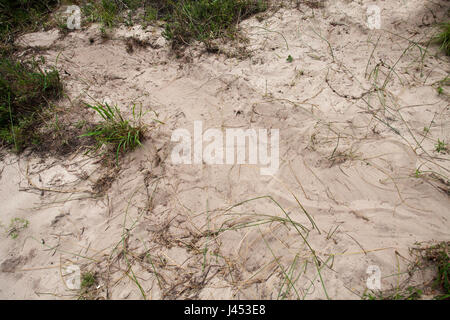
[
  {"left": 286, "top": 55, "right": 293, "bottom": 63},
  {"left": 78, "top": 271, "right": 98, "bottom": 299},
  {"left": 82, "top": 102, "right": 145, "bottom": 163},
  {"left": 435, "top": 139, "right": 448, "bottom": 153},
  {"left": 82, "top": 0, "right": 120, "bottom": 28},
  {"left": 434, "top": 22, "right": 450, "bottom": 55},
  {"left": 0, "top": 57, "right": 62, "bottom": 151},
  {"left": 82, "top": 0, "right": 167, "bottom": 28},
  {"left": 81, "top": 272, "right": 96, "bottom": 289},
  {"left": 414, "top": 169, "right": 420, "bottom": 178},
  {"left": 143, "top": 6, "right": 158, "bottom": 24},
  {"left": 6, "top": 217, "right": 29, "bottom": 239}
]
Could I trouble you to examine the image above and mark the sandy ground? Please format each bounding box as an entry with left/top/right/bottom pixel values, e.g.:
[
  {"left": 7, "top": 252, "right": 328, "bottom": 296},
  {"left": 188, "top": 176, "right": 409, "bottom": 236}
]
[{"left": 0, "top": 0, "right": 449, "bottom": 299}]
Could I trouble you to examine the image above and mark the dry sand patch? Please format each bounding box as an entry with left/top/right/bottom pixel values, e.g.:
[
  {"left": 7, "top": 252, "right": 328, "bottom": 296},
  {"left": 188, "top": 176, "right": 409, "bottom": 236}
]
[{"left": 1, "top": 0, "right": 449, "bottom": 299}]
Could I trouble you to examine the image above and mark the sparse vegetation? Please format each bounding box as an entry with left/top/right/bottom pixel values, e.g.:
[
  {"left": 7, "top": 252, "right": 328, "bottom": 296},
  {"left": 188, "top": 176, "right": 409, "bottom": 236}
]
[
  {"left": 405, "top": 241, "right": 450, "bottom": 300},
  {"left": 364, "top": 242, "right": 450, "bottom": 300},
  {"left": 78, "top": 271, "right": 98, "bottom": 299},
  {"left": 0, "top": 0, "right": 449, "bottom": 302},
  {"left": 82, "top": 0, "right": 123, "bottom": 28},
  {"left": 80, "top": 0, "right": 268, "bottom": 49},
  {"left": 422, "top": 242, "right": 450, "bottom": 300},
  {"left": 81, "top": 272, "right": 96, "bottom": 289},
  {"left": 363, "top": 286, "right": 423, "bottom": 300},
  {"left": 82, "top": 102, "right": 145, "bottom": 163},
  {"left": 5, "top": 217, "right": 29, "bottom": 239},
  {"left": 0, "top": 2, "right": 64, "bottom": 152},
  {"left": 435, "top": 76, "right": 449, "bottom": 95},
  {"left": 0, "top": 0, "right": 59, "bottom": 55},
  {"left": 435, "top": 139, "right": 448, "bottom": 154},
  {"left": 434, "top": 22, "right": 450, "bottom": 56},
  {"left": 0, "top": 57, "right": 63, "bottom": 151}
]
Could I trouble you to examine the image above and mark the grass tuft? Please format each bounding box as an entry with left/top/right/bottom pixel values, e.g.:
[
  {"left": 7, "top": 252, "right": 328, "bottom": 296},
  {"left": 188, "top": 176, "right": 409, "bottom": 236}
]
[
  {"left": 435, "top": 139, "right": 448, "bottom": 154},
  {"left": 81, "top": 272, "right": 96, "bottom": 289},
  {"left": 78, "top": 271, "right": 98, "bottom": 299},
  {"left": 82, "top": 102, "right": 145, "bottom": 163}
]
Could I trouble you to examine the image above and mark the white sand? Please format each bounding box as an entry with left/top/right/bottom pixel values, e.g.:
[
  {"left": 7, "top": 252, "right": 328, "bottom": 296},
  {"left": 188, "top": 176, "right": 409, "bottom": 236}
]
[{"left": 1, "top": 0, "right": 449, "bottom": 299}]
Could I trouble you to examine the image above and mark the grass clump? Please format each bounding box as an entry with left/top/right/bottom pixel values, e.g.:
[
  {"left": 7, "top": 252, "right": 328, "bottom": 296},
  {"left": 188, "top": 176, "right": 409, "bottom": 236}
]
[
  {"left": 78, "top": 271, "right": 99, "bottom": 299},
  {"left": 434, "top": 22, "right": 450, "bottom": 56},
  {"left": 82, "top": 102, "right": 145, "bottom": 163},
  {"left": 0, "top": 57, "right": 63, "bottom": 151},
  {"left": 435, "top": 139, "right": 448, "bottom": 154}
]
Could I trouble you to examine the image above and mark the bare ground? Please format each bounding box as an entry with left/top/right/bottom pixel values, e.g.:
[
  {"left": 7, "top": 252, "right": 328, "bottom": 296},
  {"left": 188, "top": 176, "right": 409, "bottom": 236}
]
[{"left": 0, "top": 0, "right": 449, "bottom": 299}]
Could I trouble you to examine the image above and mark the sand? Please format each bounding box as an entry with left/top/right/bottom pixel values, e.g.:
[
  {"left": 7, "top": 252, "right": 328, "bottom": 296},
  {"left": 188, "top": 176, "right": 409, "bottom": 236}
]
[{"left": 0, "top": 0, "right": 449, "bottom": 299}]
